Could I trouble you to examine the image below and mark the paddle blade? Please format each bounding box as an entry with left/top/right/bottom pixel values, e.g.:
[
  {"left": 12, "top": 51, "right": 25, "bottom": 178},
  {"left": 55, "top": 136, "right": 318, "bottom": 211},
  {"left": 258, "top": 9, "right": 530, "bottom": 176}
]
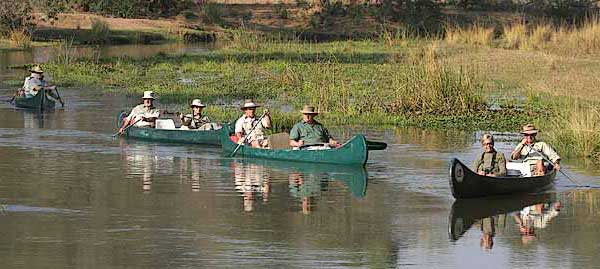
[{"left": 367, "top": 140, "right": 387, "bottom": 151}]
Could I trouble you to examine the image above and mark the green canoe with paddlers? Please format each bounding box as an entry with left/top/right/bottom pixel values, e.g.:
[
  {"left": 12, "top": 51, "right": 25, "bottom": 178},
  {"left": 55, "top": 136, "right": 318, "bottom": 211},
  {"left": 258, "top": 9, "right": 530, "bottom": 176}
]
[
  {"left": 14, "top": 89, "right": 56, "bottom": 111},
  {"left": 220, "top": 124, "right": 387, "bottom": 166}
]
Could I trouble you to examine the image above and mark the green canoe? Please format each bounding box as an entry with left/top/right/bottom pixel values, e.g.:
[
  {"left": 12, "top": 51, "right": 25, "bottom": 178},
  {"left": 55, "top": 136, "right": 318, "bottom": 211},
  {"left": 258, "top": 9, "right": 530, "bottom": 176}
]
[
  {"left": 14, "top": 89, "right": 56, "bottom": 110},
  {"left": 220, "top": 124, "right": 371, "bottom": 166},
  {"left": 117, "top": 112, "right": 221, "bottom": 145}
]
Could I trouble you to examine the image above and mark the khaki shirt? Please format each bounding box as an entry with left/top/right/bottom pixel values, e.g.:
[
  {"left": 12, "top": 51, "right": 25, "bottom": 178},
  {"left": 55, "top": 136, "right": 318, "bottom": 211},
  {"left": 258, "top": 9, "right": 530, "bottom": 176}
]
[
  {"left": 514, "top": 141, "right": 560, "bottom": 163},
  {"left": 473, "top": 151, "right": 507, "bottom": 176},
  {"left": 127, "top": 104, "right": 160, "bottom": 128},
  {"left": 235, "top": 115, "right": 269, "bottom": 143},
  {"left": 23, "top": 75, "right": 48, "bottom": 97},
  {"left": 182, "top": 113, "right": 210, "bottom": 129}
]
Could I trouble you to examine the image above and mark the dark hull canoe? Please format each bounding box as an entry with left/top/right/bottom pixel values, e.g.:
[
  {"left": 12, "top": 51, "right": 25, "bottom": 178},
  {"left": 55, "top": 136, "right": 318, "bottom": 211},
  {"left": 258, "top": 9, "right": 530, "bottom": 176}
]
[
  {"left": 448, "top": 193, "right": 556, "bottom": 241},
  {"left": 117, "top": 113, "right": 220, "bottom": 145},
  {"left": 449, "top": 158, "right": 557, "bottom": 199},
  {"left": 14, "top": 89, "right": 56, "bottom": 110},
  {"left": 219, "top": 125, "right": 369, "bottom": 166}
]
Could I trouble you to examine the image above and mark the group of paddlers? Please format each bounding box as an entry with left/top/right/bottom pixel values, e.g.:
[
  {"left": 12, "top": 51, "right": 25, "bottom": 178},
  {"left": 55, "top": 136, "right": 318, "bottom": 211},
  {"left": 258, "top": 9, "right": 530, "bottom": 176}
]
[
  {"left": 10, "top": 66, "right": 64, "bottom": 106},
  {"left": 118, "top": 90, "right": 337, "bottom": 150},
  {"left": 474, "top": 124, "right": 561, "bottom": 177}
]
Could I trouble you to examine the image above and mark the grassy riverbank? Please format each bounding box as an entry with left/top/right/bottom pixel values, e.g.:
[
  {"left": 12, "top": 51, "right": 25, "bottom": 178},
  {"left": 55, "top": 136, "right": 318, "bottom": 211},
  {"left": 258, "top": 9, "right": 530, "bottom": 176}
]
[
  {"left": 38, "top": 36, "right": 541, "bottom": 131},
  {"left": 10, "top": 16, "right": 599, "bottom": 161}
]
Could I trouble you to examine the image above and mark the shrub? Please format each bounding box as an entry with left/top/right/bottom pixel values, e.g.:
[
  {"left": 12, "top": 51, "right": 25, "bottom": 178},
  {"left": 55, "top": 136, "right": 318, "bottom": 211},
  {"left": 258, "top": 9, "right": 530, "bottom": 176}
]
[
  {"left": 200, "top": 2, "right": 225, "bottom": 26},
  {"left": 376, "top": 0, "right": 444, "bottom": 35},
  {"left": 90, "top": 19, "right": 111, "bottom": 44},
  {"left": 9, "top": 29, "right": 31, "bottom": 49},
  {"left": 0, "top": 0, "right": 34, "bottom": 36}
]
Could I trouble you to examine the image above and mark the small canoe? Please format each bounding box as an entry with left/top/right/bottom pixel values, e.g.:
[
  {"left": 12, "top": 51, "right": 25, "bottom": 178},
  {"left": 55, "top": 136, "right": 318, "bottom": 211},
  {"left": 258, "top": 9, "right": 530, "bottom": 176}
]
[
  {"left": 117, "top": 112, "right": 221, "bottom": 145},
  {"left": 14, "top": 89, "right": 56, "bottom": 110},
  {"left": 448, "top": 193, "right": 555, "bottom": 241},
  {"left": 219, "top": 124, "right": 371, "bottom": 166},
  {"left": 449, "top": 158, "right": 557, "bottom": 199}
]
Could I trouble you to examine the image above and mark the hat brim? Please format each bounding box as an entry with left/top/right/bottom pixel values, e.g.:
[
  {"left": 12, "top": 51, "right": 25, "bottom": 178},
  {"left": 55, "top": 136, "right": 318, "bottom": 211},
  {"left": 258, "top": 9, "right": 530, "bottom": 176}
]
[
  {"left": 30, "top": 70, "right": 43, "bottom": 74},
  {"left": 520, "top": 130, "right": 539, "bottom": 135},
  {"left": 142, "top": 97, "right": 155, "bottom": 100},
  {"left": 241, "top": 105, "right": 260, "bottom": 110},
  {"left": 191, "top": 104, "right": 206, "bottom": 107},
  {"left": 300, "top": 110, "right": 319, "bottom": 114}
]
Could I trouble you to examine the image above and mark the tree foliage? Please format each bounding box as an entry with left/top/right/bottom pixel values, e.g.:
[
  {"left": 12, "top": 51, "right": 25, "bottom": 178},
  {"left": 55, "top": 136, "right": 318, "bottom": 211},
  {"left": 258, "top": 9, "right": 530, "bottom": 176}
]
[
  {"left": 70, "top": 0, "right": 194, "bottom": 18},
  {"left": 0, "top": 0, "right": 36, "bottom": 36}
]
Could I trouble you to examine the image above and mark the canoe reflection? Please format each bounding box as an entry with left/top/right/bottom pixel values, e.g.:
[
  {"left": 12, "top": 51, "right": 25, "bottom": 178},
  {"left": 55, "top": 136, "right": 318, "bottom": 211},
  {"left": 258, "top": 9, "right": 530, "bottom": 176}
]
[
  {"left": 227, "top": 159, "right": 368, "bottom": 213},
  {"left": 120, "top": 140, "right": 220, "bottom": 193},
  {"left": 448, "top": 193, "right": 561, "bottom": 249}
]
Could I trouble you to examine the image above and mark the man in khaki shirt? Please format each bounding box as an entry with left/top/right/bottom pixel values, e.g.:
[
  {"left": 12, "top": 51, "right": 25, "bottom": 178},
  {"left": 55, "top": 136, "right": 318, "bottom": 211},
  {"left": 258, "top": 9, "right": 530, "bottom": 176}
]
[{"left": 511, "top": 124, "right": 561, "bottom": 176}]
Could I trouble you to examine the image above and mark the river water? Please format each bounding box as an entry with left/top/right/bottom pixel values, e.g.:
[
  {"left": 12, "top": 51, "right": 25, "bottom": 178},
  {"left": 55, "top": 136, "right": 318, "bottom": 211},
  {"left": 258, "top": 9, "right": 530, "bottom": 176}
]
[{"left": 1, "top": 44, "right": 599, "bottom": 268}]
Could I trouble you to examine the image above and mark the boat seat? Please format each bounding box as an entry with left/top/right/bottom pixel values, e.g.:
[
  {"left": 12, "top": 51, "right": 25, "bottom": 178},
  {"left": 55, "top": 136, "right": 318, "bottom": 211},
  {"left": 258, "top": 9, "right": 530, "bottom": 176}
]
[
  {"left": 155, "top": 119, "right": 176, "bottom": 130},
  {"left": 506, "top": 161, "right": 532, "bottom": 177}
]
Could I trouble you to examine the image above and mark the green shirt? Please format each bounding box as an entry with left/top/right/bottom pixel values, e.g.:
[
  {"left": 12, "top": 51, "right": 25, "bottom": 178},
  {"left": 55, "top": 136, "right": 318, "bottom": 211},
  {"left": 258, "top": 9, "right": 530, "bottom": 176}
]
[
  {"left": 289, "top": 120, "right": 332, "bottom": 145},
  {"left": 473, "top": 150, "right": 507, "bottom": 176}
]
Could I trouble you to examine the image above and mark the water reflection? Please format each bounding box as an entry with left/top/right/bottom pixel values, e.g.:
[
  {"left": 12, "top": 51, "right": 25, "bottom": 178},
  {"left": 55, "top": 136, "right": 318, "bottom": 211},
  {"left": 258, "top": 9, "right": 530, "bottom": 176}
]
[
  {"left": 232, "top": 161, "right": 271, "bottom": 212},
  {"left": 448, "top": 193, "right": 559, "bottom": 249},
  {"left": 226, "top": 159, "right": 368, "bottom": 214}
]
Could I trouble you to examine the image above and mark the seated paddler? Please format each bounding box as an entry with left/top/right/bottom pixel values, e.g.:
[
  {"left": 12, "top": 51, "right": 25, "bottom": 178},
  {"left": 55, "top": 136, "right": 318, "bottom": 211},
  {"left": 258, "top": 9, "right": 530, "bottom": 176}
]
[
  {"left": 118, "top": 91, "right": 161, "bottom": 134},
  {"left": 511, "top": 124, "right": 560, "bottom": 176},
  {"left": 473, "top": 134, "right": 507, "bottom": 177},
  {"left": 20, "top": 65, "right": 64, "bottom": 106},
  {"left": 289, "top": 105, "right": 338, "bottom": 150},
  {"left": 180, "top": 99, "right": 213, "bottom": 130},
  {"left": 234, "top": 99, "right": 271, "bottom": 148}
]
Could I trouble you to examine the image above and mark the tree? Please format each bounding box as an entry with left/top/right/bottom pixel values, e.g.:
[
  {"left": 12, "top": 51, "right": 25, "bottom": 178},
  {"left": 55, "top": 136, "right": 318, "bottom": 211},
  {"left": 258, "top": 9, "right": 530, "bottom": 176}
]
[{"left": 0, "top": 0, "right": 34, "bottom": 36}]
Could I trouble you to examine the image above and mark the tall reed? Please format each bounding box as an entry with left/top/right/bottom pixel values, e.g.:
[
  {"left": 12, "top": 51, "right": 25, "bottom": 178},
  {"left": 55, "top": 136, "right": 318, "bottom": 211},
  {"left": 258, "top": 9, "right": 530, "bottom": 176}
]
[
  {"left": 9, "top": 29, "right": 31, "bottom": 49},
  {"left": 544, "top": 104, "right": 600, "bottom": 161},
  {"left": 445, "top": 24, "right": 495, "bottom": 47}
]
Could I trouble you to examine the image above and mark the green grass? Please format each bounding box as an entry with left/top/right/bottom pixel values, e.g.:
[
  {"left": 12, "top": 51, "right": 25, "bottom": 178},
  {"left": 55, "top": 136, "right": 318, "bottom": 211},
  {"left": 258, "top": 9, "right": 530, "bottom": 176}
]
[{"left": 37, "top": 38, "right": 540, "bottom": 131}]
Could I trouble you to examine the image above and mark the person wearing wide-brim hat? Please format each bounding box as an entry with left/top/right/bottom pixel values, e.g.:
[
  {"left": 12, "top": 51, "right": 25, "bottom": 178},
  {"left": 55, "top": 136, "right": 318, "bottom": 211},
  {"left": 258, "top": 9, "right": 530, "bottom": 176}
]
[
  {"left": 473, "top": 134, "right": 506, "bottom": 177},
  {"left": 511, "top": 123, "right": 561, "bottom": 175},
  {"left": 289, "top": 105, "right": 338, "bottom": 149},
  {"left": 19, "top": 65, "right": 64, "bottom": 106},
  {"left": 234, "top": 99, "right": 272, "bottom": 148},
  {"left": 180, "top": 99, "right": 213, "bottom": 130},
  {"left": 118, "top": 91, "right": 161, "bottom": 134}
]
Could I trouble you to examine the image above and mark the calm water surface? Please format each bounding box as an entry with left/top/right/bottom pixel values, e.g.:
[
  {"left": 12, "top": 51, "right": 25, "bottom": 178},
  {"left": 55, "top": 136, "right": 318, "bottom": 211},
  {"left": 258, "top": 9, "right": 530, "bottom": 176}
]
[{"left": 1, "top": 45, "right": 600, "bottom": 268}]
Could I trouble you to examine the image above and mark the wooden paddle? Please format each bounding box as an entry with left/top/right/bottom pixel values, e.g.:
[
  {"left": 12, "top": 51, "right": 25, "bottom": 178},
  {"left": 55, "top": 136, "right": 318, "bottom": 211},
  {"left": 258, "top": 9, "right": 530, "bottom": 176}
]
[
  {"left": 230, "top": 110, "right": 268, "bottom": 157},
  {"left": 53, "top": 87, "right": 64, "bottom": 107},
  {"left": 524, "top": 145, "right": 582, "bottom": 187},
  {"left": 112, "top": 117, "right": 142, "bottom": 137}
]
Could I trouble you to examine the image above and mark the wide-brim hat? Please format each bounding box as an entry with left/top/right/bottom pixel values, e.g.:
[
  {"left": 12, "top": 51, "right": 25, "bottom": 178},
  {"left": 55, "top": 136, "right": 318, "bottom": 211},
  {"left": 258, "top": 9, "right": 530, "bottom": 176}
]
[
  {"left": 190, "top": 99, "right": 206, "bottom": 107},
  {"left": 481, "top": 134, "right": 494, "bottom": 145},
  {"left": 142, "top": 90, "right": 156, "bottom": 100},
  {"left": 300, "top": 105, "right": 319, "bottom": 115},
  {"left": 520, "top": 123, "right": 539, "bottom": 135},
  {"left": 240, "top": 99, "right": 260, "bottom": 110},
  {"left": 30, "top": 66, "right": 44, "bottom": 74}
]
